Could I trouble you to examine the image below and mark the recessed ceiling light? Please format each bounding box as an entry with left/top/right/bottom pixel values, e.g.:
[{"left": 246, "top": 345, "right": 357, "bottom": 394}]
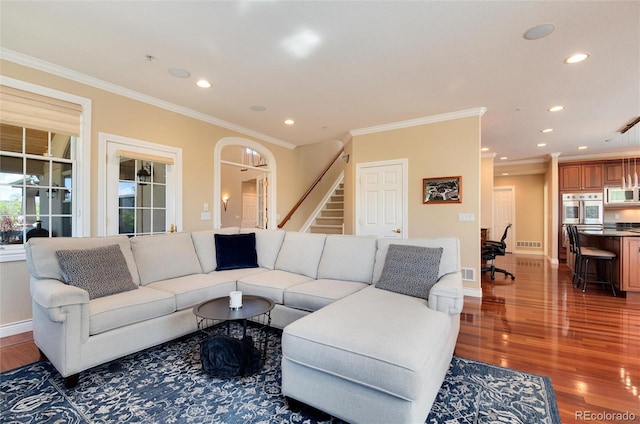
[
  {"left": 500, "top": 156, "right": 508, "bottom": 160},
  {"left": 168, "top": 68, "right": 191, "bottom": 78},
  {"left": 250, "top": 105, "right": 267, "bottom": 112},
  {"left": 537, "top": 143, "right": 547, "bottom": 147},
  {"left": 564, "top": 53, "right": 590, "bottom": 64},
  {"left": 481, "top": 147, "right": 490, "bottom": 152},
  {"left": 541, "top": 128, "right": 554, "bottom": 133},
  {"left": 548, "top": 105, "right": 564, "bottom": 112},
  {"left": 523, "top": 24, "right": 555, "bottom": 40},
  {"left": 578, "top": 146, "right": 588, "bottom": 150},
  {"left": 196, "top": 79, "right": 211, "bottom": 88},
  {"left": 282, "top": 29, "right": 322, "bottom": 58},
  {"left": 284, "top": 119, "right": 295, "bottom": 125}
]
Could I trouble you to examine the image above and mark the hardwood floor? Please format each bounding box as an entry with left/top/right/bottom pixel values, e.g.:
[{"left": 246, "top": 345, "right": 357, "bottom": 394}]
[
  {"left": 0, "top": 331, "right": 40, "bottom": 372},
  {"left": 1, "top": 254, "right": 638, "bottom": 423},
  {"left": 460, "top": 254, "right": 640, "bottom": 423}
]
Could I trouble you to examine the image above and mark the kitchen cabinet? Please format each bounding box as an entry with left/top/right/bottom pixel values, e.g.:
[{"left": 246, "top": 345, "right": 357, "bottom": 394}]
[
  {"left": 622, "top": 237, "right": 640, "bottom": 291},
  {"left": 604, "top": 163, "right": 624, "bottom": 186},
  {"left": 560, "top": 165, "right": 581, "bottom": 191},
  {"left": 560, "top": 163, "right": 603, "bottom": 191},
  {"left": 603, "top": 161, "right": 640, "bottom": 186},
  {"left": 603, "top": 237, "right": 621, "bottom": 288}
]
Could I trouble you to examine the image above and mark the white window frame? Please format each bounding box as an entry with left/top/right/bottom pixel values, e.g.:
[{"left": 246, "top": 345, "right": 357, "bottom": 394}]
[{"left": 0, "top": 76, "right": 91, "bottom": 262}]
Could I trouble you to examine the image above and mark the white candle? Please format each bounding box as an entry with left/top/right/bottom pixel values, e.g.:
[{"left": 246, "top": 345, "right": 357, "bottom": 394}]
[{"left": 229, "top": 291, "right": 243, "bottom": 309}]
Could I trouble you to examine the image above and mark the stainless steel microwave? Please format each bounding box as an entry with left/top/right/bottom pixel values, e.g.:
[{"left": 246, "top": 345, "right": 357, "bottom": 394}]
[{"left": 604, "top": 186, "right": 640, "bottom": 204}]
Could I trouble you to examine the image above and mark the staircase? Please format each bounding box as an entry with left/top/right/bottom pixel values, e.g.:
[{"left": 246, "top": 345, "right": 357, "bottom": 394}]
[{"left": 309, "top": 182, "right": 344, "bottom": 234}]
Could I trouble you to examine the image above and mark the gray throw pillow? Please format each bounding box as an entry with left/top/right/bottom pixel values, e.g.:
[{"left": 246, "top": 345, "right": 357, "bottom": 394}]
[
  {"left": 56, "top": 244, "right": 138, "bottom": 299},
  {"left": 376, "top": 244, "right": 443, "bottom": 300}
]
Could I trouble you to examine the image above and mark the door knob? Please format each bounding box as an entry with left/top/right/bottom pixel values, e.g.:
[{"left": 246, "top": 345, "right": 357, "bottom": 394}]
[{"left": 393, "top": 228, "right": 401, "bottom": 234}]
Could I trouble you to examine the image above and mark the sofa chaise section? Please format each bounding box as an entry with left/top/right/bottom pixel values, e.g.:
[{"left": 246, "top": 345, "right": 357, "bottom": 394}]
[{"left": 281, "top": 236, "right": 463, "bottom": 424}]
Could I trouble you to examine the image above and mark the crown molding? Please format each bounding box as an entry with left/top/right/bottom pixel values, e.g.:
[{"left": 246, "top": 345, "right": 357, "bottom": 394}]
[
  {"left": 558, "top": 150, "right": 640, "bottom": 163},
  {"left": 349, "top": 107, "right": 487, "bottom": 137},
  {"left": 494, "top": 157, "right": 548, "bottom": 167},
  {"left": 0, "top": 48, "right": 296, "bottom": 150}
]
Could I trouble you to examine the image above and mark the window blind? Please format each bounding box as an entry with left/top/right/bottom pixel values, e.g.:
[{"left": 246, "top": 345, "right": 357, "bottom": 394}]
[
  {"left": 0, "top": 85, "right": 82, "bottom": 136},
  {"left": 117, "top": 150, "right": 175, "bottom": 165}
]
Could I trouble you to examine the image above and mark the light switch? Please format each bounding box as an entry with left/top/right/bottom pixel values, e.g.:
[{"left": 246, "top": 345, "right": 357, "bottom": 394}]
[
  {"left": 458, "top": 213, "right": 475, "bottom": 222},
  {"left": 201, "top": 212, "right": 211, "bottom": 221},
  {"left": 203, "top": 203, "right": 209, "bottom": 212}
]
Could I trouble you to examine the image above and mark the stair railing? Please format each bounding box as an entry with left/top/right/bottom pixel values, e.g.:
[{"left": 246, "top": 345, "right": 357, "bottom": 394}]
[{"left": 278, "top": 148, "right": 345, "bottom": 229}]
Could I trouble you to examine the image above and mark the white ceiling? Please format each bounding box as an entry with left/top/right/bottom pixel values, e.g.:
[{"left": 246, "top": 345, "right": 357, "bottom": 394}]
[{"left": 1, "top": 1, "right": 639, "bottom": 165}]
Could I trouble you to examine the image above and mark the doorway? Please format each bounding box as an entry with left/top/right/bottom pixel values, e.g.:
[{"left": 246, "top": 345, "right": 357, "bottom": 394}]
[
  {"left": 98, "top": 133, "right": 182, "bottom": 236},
  {"left": 214, "top": 137, "right": 276, "bottom": 229},
  {"left": 493, "top": 186, "right": 515, "bottom": 252}
]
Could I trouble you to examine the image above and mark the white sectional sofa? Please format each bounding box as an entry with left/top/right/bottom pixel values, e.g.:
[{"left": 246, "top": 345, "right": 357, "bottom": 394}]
[{"left": 25, "top": 228, "right": 464, "bottom": 423}]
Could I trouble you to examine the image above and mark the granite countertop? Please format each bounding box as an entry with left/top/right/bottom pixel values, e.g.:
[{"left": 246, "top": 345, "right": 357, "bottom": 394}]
[{"left": 580, "top": 229, "right": 640, "bottom": 237}]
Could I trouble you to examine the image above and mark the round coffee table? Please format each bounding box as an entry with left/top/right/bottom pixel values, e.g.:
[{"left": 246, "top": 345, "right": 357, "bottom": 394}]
[
  {"left": 193, "top": 295, "right": 275, "bottom": 377},
  {"left": 193, "top": 295, "right": 275, "bottom": 336}
]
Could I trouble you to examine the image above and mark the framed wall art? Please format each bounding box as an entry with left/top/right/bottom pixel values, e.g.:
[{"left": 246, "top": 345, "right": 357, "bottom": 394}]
[{"left": 423, "top": 176, "right": 462, "bottom": 204}]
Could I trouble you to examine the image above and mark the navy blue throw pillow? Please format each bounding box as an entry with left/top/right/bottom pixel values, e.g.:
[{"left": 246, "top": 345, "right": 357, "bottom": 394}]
[{"left": 214, "top": 233, "right": 259, "bottom": 271}]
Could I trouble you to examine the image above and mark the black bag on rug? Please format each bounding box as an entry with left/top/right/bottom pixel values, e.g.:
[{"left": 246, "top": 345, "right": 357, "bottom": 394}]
[{"left": 200, "top": 335, "right": 262, "bottom": 377}]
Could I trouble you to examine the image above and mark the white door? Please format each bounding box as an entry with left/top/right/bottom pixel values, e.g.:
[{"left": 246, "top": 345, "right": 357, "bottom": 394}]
[
  {"left": 493, "top": 186, "right": 515, "bottom": 252},
  {"left": 102, "top": 135, "right": 181, "bottom": 236},
  {"left": 241, "top": 193, "right": 257, "bottom": 228},
  {"left": 356, "top": 160, "right": 407, "bottom": 238}
]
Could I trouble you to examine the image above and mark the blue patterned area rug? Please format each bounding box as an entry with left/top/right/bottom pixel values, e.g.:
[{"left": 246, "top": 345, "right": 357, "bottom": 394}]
[{"left": 1, "top": 329, "right": 560, "bottom": 423}]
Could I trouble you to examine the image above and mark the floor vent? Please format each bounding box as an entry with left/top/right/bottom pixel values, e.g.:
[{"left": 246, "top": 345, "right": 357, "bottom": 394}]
[
  {"left": 516, "top": 240, "right": 542, "bottom": 248},
  {"left": 516, "top": 260, "right": 544, "bottom": 268},
  {"left": 461, "top": 267, "right": 475, "bottom": 281}
]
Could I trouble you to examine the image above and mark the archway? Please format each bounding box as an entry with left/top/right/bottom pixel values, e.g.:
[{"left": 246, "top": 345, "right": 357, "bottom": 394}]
[{"left": 214, "top": 137, "right": 277, "bottom": 229}]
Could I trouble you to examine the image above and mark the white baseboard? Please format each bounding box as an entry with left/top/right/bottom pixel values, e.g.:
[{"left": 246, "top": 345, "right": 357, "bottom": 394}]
[
  {"left": 463, "top": 287, "right": 482, "bottom": 298},
  {"left": 514, "top": 249, "right": 545, "bottom": 256},
  {"left": 0, "top": 320, "right": 33, "bottom": 338}
]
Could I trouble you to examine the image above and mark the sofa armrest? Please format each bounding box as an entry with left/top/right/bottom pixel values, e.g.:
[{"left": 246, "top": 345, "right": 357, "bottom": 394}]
[
  {"left": 428, "top": 272, "right": 463, "bottom": 315},
  {"left": 30, "top": 278, "right": 89, "bottom": 322}
]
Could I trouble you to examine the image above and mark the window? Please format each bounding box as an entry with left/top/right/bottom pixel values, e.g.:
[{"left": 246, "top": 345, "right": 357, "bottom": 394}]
[
  {"left": 117, "top": 158, "right": 168, "bottom": 236},
  {"left": 242, "top": 148, "right": 267, "bottom": 168},
  {"left": 0, "top": 78, "right": 91, "bottom": 261},
  {"left": 0, "top": 124, "right": 75, "bottom": 245}
]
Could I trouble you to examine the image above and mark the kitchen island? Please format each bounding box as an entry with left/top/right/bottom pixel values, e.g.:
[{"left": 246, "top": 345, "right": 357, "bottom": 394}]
[{"left": 578, "top": 228, "right": 640, "bottom": 300}]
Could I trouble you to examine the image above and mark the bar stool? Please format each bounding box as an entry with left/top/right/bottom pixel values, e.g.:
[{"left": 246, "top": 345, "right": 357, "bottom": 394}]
[
  {"left": 570, "top": 225, "right": 617, "bottom": 296},
  {"left": 566, "top": 225, "right": 580, "bottom": 287}
]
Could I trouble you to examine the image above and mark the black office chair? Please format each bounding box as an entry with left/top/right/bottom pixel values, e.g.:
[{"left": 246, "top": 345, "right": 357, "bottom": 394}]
[{"left": 481, "top": 224, "right": 515, "bottom": 280}]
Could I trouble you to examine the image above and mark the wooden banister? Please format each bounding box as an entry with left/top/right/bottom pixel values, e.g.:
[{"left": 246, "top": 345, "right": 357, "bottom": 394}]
[{"left": 278, "top": 148, "right": 345, "bottom": 229}]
